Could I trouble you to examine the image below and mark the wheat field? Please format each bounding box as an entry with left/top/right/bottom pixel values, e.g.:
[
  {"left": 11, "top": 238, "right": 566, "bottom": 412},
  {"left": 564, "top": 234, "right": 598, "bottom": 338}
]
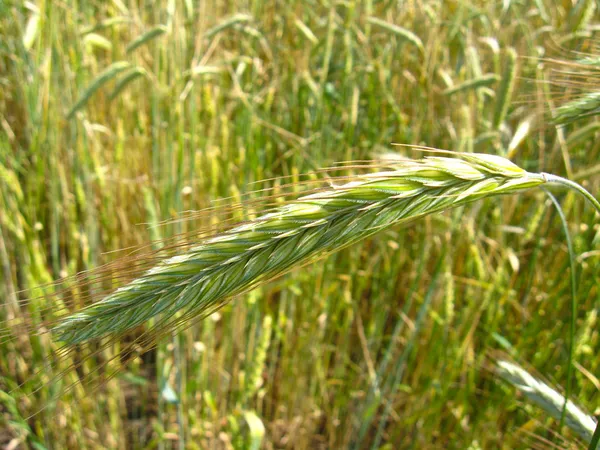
[{"left": 1, "top": 1, "right": 600, "bottom": 449}]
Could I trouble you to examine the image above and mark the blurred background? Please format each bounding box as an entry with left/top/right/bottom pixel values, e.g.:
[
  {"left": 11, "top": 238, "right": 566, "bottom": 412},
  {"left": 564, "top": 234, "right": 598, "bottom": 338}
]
[{"left": 1, "top": 0, "right": 599, "bottom": 448}]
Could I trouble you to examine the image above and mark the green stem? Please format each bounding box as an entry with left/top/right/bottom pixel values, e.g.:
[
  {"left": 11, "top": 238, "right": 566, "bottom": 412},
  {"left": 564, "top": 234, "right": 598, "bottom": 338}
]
[
  {"left": 544, "top": 190, "right": 576, "bottom": 433},
  {"left": 541, "top": 174, "right": 599, "bottom": 445},
  {"left": 542, "top": 173, "right": 600, "bottom": 215}
]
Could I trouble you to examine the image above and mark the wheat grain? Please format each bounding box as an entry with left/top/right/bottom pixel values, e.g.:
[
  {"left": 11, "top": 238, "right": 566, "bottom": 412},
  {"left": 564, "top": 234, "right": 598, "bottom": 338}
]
[{"left": 52, "top": 153, "right": 548, "bottom": 344}]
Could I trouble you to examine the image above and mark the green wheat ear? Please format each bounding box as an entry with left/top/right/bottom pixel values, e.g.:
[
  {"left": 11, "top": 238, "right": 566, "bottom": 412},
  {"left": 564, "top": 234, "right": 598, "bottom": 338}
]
[
  {"left": 52, "top": 153, "right": 596, "bottom": 345},
  {"left": 553, "top": 90, "right": 600, "bottom": 125},
  {"left": 550, "top": 56, "right": 600, "bottom": 126},
  {"left": 496, "top": 360, "right": 599, "bottom": 449}
]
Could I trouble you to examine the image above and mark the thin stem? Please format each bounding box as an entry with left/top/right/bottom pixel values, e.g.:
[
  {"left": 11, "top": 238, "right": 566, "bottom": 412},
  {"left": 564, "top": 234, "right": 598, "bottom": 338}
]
[
  {"left": 542, "top": 173, "right": 600, "bottom": 215},
  {"left": 542, "top": 173, "right": 599, "bottom": 448},
  {"left": 544, "top": 189, "right": 577, "bottom": 433}
]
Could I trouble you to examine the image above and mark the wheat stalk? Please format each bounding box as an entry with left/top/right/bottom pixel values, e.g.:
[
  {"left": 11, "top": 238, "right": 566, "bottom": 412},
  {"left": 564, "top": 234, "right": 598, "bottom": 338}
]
[
  {"left": 52, "top": 153, "right": 575, "bottom": 345},
  {"left": 496, "top": 360, "right": 598, "bottom": 448}
]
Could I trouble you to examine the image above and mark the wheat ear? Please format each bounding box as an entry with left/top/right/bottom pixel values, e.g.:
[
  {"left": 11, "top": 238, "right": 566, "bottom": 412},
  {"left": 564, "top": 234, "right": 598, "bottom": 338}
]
[
  {"left": 53, "top": 153, "right": 550, "bottom": 344},
  {"left": 550, "top": 55, "right": 600, "bottom": 126},
  {"left": 554, "top": 90, "right": 600, "bottom": 125},
  {"left": 496, "top": 360, "right": 598, "bottom": 448}
]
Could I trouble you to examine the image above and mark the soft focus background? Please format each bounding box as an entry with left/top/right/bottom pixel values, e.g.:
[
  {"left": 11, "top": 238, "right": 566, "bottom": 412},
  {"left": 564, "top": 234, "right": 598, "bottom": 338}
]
[{"left": 1, "top": 0, "right": 599, "bottom": 448}]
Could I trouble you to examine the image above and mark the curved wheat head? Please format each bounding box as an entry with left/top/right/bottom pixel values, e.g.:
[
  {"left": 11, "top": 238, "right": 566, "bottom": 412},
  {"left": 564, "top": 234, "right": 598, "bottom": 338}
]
[{"left": 53, "top": 153, "right": 590, "bottom": 345}]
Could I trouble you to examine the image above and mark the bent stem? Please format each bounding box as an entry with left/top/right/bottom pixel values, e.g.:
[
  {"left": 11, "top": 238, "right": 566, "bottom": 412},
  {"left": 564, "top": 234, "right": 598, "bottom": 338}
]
[
  {"left": 544, "top": 190, "right": 577, "bottom": 432},
  {"left": 542, "top": 174, "right": 599, "bottom": 446},
  {"left": 542, "top": 173, "right": 600, "bottom": 214}
]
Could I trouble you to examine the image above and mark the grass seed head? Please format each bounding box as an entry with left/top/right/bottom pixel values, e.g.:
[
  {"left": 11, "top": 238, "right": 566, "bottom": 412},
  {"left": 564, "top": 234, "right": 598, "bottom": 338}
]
[
  {"left": 496, "top": 360, "right": 598, "bottom": 447},
  {"left": 52, "top": 154, "right": 545, "bottom": 345}
]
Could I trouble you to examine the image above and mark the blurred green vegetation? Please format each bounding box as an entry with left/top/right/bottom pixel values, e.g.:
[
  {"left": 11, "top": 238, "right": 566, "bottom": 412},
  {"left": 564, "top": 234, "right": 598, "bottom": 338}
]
[{"left": 0, "top": 0, "right": 599, "bottom": 448}]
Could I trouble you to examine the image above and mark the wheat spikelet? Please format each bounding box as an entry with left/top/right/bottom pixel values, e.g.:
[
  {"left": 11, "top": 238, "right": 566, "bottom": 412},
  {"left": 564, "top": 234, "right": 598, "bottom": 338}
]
[
  {"left": 496, "top": 360, "right": 598, "bottom": 448},
  {"left": 543, "top": 52, "right": 600, "bottom": 126},
  {"left": 53, "top": 153, "right": 547, "bottom": 344},
  {"left": 554, "top": 90, "right": 600, "bottom": 125}
]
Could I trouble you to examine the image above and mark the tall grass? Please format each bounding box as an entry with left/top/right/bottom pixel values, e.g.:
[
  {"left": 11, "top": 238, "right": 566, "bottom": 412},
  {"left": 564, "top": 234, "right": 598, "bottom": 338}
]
[{"left": 1, "top": 1, "right": 599, "bottom": 449}]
